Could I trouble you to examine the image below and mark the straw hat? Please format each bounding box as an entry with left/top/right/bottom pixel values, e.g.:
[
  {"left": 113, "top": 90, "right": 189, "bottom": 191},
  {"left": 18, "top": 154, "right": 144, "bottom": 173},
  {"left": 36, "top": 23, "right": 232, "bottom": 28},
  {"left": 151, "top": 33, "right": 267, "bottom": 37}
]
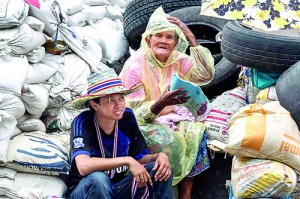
[{"left": 71, "top": 68, "right": 142, "bottom": 109}]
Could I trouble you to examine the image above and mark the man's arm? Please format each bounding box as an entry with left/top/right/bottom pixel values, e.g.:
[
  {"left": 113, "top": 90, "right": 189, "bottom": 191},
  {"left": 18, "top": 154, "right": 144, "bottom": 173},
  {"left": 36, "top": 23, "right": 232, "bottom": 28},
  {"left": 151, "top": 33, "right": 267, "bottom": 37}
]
[
  {"left": 75, "top": 154, "right": 153, "bottom": 185},
  {"left": 138, "top": 152, "right": 172, "bottom": 182},
  {"left": 75, "top": 154, "right": 133, "bottom": 176}
]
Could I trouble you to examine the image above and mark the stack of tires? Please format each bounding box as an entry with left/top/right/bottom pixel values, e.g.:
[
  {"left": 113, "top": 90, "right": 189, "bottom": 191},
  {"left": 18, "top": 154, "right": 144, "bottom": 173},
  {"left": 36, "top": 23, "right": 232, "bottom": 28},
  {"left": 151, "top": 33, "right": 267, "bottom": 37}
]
[{"left": 221, "top": 21, "right": 300, "bottom": 129}]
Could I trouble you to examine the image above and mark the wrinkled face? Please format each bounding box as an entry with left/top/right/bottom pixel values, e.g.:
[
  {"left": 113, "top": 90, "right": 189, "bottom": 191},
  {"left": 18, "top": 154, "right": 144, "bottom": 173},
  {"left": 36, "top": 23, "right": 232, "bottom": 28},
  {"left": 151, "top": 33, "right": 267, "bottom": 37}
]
[
  {"left": 91, "top": 94, "right": 126, "bottom": 121},
  {"left": 146, "top": 30, "right": 176, "bottom": 62}
]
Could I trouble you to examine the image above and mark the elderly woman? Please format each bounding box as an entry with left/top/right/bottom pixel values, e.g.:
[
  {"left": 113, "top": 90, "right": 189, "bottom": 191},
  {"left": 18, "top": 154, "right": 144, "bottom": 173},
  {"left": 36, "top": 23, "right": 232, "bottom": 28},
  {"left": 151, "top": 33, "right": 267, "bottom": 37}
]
[{"left": 120, "top": 7, "right": 215, "bottom": 199}]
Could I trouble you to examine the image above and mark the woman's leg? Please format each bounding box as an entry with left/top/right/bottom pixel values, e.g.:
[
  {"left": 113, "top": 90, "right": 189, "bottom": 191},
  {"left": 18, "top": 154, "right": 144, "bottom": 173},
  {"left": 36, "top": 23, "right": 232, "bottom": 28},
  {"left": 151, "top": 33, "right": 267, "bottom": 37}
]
[
  {"left": 69, "top": 171, "right": 112, "bottom": 199},
  {"left": 179, "top": 176, "right": 195, "bottom": 199}
]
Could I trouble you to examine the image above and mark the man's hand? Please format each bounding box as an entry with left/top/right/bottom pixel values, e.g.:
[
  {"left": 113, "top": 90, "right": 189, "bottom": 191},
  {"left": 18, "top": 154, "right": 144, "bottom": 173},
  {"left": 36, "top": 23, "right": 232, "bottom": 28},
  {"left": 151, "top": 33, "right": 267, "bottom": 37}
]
[
  {"left": 128, "top": 157, "right": 152, "bottom": 187},
  {"left": 153, "top": 152, "right": 172, "bottom": 181}
]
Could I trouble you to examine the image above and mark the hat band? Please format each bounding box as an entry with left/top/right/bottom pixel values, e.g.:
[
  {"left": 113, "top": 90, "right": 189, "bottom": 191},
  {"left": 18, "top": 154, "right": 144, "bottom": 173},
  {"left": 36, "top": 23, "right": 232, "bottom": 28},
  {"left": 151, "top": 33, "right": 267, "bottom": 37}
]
[{"left": 87, "top": 79, "right": 123, "bottom": 94}]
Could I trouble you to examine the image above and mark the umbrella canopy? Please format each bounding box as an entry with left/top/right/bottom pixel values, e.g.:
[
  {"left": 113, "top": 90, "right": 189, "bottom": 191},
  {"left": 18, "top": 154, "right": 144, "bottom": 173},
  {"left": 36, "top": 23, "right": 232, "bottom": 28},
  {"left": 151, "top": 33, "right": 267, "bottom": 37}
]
[{"left": 200, "top": 0, "right": 300, "bottom": 31}]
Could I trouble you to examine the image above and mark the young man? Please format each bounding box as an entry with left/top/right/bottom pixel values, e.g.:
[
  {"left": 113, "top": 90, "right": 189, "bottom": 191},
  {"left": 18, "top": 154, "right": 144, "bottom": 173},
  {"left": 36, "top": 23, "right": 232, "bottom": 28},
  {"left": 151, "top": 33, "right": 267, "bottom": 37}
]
[{"left": 68, "top": 68, "right": 173, "bottom": 199}]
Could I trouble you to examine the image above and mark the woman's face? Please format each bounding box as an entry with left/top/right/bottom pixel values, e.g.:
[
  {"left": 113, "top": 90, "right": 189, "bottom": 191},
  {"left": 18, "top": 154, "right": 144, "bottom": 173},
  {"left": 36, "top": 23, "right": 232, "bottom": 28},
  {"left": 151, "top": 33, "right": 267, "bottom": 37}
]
[{"left": 146, "top": 31, "right": 176, "bottom": 62}]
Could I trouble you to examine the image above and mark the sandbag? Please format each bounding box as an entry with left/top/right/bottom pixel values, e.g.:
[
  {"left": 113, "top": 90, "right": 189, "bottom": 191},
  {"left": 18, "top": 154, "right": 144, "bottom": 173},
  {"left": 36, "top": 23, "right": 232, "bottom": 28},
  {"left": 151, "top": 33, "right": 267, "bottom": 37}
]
[
  {"left": 83, "top": 0, "right": 109, "bottom": 6},
  {"left": 0, "top": 171, "right": 67, "bottom": 199},
  {"left": 30, "top": 0, "right": 102, "bottom": 71},
  {"left": 21, "top": 84, "right": 50, "bottom": 116},
  {"left": 0, "top": 55, "right": 29, "bottom": 95},
  {"left": 0, "top": 111, "right": 18, "bottom": 164},
  {"left": 17, "top": 118, "right": 46, "bottom": 132},
  {"left": 0, "top": 91, "right": 25, "bottom": 120},
  {"left": 24, "top": 16, "right": 45, "bottom": 32},
  {"left": 0, "top": 0, "right": 29, "bottom": 29},
  {"left": 204, "top": 87, "right": 246, "bottom": 144},
  {"left": 29, "top": 0, "right": 68, "bottom": 36},
  {"left": 26, "top": 46, "right": 46, "bottom": 64},
  {"left": 57, "top": 0, "right": 83, "bottom": 15},
  {"left": 41, "top": 53, "right": 91, "bottom": 101},
  {"left": 0, "top": 23, "right": 46, "bottom": 55},
  {"left": 83, "top": 5, "right": 106, "bottom": 22},
  {"left": 256, "top": 86, "right": 278, "bottom": 105},
  {"left": 90, "top": 21, "right": 128, "bottom": 64},
  {"left": 231, "top": 156, "right": 297, "bottom": 198},
  {"left": 26, "top": 63, "right": 57, "bottom": 84},
  {"left": 67, "top": 11, "right": 87, "bottom": 27},
  {"left": 6, "top": 131, "right": 70, "bottom": 176},
  {"left": 105, "top": 5, "right": 123, "bottom": 20},
  {"left": 225, "top": 101, "right": 300, "bottom": 175},
  {"left": 42, "top": 101, "right": 82, "bottom": 132}
]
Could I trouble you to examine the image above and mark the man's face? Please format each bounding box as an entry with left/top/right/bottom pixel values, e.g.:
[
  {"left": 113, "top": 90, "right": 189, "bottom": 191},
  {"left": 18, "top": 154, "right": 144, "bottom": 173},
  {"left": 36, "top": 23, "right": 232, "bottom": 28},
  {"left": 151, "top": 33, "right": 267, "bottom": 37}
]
[
  {"left": 95, "top": 93, "right": 126, "bottom": 121},
  {"left": 146, "top": 30, "right": 176, "bottom": 62}
]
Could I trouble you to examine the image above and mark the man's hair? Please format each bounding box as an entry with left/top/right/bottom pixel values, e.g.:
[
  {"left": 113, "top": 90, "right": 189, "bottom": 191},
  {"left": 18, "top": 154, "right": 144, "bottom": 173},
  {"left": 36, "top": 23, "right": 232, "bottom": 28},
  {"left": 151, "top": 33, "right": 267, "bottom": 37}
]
[{"left": 89, "top": 97, "right": 101, "bottom": 113}]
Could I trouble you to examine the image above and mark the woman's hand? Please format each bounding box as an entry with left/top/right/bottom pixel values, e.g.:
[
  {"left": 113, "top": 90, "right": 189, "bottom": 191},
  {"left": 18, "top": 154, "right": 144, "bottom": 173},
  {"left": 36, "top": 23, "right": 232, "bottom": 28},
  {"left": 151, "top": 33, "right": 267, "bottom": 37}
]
[
  {"left": 128, "top": 157, "right": 152, "bottom": 188},
  {"left": 167, "top": 16, "right": 198, "bottom": 47},
  {"left": 153, "top": 152, "right": 172, "bottom": 181},
  {"left": 150, "top": 86, "right": 190, "bottom": 115}
]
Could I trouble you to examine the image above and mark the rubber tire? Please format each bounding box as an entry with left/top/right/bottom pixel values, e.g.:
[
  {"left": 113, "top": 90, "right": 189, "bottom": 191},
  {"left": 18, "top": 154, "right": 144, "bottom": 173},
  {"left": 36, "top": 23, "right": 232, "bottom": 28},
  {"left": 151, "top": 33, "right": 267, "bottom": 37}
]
[
  {"left": 201, "top": 58, "right": 241, "bottom": 99},
  {"left": 221, "top": 21, "right": 300, "bottom": 73},
  {"left": 276, "top": 61, "right": 300, "bottom": 129},
  {"left": 168, "top": 6, "right": 229, "bottom": 55},
  {"left": 123, "top": 0, "right": 200, "bottom": 50}
]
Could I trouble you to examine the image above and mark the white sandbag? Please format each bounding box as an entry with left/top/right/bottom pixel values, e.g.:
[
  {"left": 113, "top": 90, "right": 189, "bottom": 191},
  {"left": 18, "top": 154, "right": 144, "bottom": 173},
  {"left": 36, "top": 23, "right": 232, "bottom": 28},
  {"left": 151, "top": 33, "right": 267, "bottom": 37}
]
[
  {"left": 109, "top": 0, "right": 126, "bottom": 7},
  {"left": 105, "top": 5, "right": 122, "bottom": 20},
  {"left": 67, "top": 11, "right": 87, "bottom": 27},
  {"left": 256, "top": 86, "right": 278, "bottom": 105},
  {"left": 29, "top": 0, "right": 68, "bottom": 36},
  {"left": 26, "top": 46, "right": 46, "bottom": 64},
  {"left": 21, "top": 84, "right": 49, "bottom": 116},
  {"left": 0, "top": 168, "right": 17, "bottom": 179},
  {"left": 0, "top": 0, "right": 29, "bottom": 29},
  {"left": 17, "top": 119, "right": 46, "bottom": 133},
  {"left": 6, "top": 131, "right": 70, "bottom": 176},
  {"left": 0, "top": 111, "right": 17, "bottom": 140},
  {"left": 57, "top": 0, "right": 83, "bottom": 15},
  {"left": 58, "top": 25, "right": 103, "bottom": 71},
  {"left": 114, "top": 19, "right": 124, "bottom": 31},
  {"left": 0, "top": 23, "right": 46, "bottom": 55},
  {"left": 41, "top": 53, "right": 91, "bottom": 101},
  {"left": 83, "top": 0, "right": 109, "bottom": 6},
  {"left": 0, "top": 111, "right": 18, "bottom": 164},
  {"left": 24, "top": 16, "right": 45, "bottom": 32},
  {"left": 43, "top": 100, "right": 82, "bottom": 132},
  {"left": 26, "top": 62, "right": 57, "bottom": 84},
  {"left": 0, "top": 91, "right": 25, "bottom": 120},
  {"left": 225, "top": 101, "right": 300, "bottom": 175},
  {"left": 204, "top": 87, "right": 247, "bottom": 144},
  {"left": 30, "top": 0, "right": 103, "bottom": 69},
  {"left": 0, "top": 171, "right": 67, "bottom": 199},
  {"left": 0, "top": 55, "right": 28, "bottom": 95},
  {"left": 83, "top": 5, "right": 106, "bottom": 22},
  {"left": 113, "top": 4, "right": 125, "bottom": 14},
  {"left": 90, "top": 21, "right": 129, "bottom": 64},
  {"left": 231, "top": 157, "right": 297, "bottom": 198},
  {"left": 16, "top": 113, "right": 42, "bottom": 124}
]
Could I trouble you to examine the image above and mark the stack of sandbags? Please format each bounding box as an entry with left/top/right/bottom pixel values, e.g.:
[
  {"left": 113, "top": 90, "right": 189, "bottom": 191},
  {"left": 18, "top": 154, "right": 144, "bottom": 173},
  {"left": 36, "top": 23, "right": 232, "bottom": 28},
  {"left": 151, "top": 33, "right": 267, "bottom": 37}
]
[
  {"left": 225, "top": 101, "right": 300, "bottom": 198},
  {"left": 204, "top": 87, "right": 247, "bottom": 148}
]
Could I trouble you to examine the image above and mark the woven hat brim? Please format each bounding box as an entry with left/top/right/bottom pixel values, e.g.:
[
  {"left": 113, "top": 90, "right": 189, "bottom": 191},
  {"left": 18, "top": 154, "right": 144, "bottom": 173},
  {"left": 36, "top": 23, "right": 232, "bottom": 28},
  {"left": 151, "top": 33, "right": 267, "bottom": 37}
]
[{"left": 71, "top": 83, "right": 142, "bottom": 109}]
